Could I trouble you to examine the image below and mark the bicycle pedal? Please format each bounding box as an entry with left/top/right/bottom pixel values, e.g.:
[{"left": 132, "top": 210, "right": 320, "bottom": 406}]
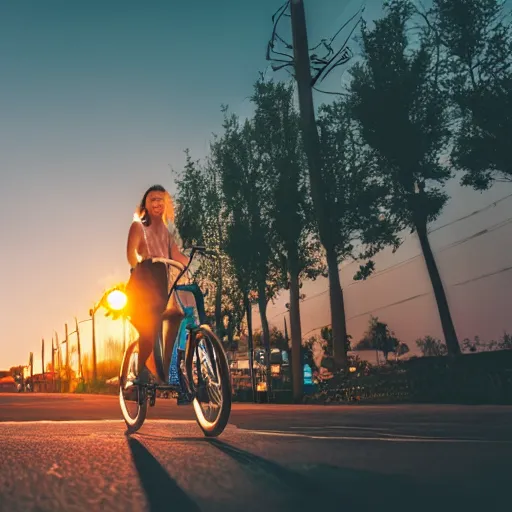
[{"left": 122, "top": 386, "right": 138, "bottom": 402}]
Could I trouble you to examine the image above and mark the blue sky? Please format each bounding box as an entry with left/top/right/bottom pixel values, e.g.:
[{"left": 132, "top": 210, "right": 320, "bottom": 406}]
[{"left": 1, "top": 0, "right": 511, "bottom": 369}]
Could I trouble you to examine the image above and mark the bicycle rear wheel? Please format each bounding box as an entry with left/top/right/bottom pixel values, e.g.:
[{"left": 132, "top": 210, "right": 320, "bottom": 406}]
[
  {"left": 119, "top": 341, "right": 148, "bottom": 434},
  {"left": 186, "top": 326, "right": 232, "bottom": 437}
]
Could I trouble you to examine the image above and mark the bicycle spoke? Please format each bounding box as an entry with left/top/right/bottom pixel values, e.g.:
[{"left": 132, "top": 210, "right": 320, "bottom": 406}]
[{"left": 193, "top": 336, "right": 225, "bottom": 423}]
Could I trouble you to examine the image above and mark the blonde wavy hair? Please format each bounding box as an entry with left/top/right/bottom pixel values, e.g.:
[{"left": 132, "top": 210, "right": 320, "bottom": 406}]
[{"left": 134, "top": 185, "right": 175, "bottom": 227}]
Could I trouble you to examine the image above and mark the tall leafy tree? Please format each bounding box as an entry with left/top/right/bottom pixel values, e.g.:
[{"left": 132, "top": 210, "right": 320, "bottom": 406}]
[
  {"left": 431, "top": 0, "right": 512, "bottom": 189},
  {"left": 174, "top": 149, "right": 244, "bottom": 340},
  {"left": 316, "top": 97, "right": 400, "bottom": 366},
  {"left": 356, "top": 316, "right": 400, "bottom": 362},
  {"left": 175, "top": 150, "right": 205, "bottom": 249},
  {"left": 251, "top": 79, "right": 324, "bottom": 402},
  {"left": 349, "top": 0, "right": 461, "bottom": 355},
  {"left": 206, "top": 140, "right": 249, "bottom": 344},
  {"left": 215, "top": 109, "right": 281, "bottom": 391},
  {"left": 416, "top": 335, "right": 448, "bottom": 357}
]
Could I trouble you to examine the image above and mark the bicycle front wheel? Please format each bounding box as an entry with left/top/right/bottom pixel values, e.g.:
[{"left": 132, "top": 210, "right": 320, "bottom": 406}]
[
  {"left": 186, "top": 326, "right": 232, "bottom": 437},
  {"left": 119, "top": 341, "right": 148, "bottom": 434}
]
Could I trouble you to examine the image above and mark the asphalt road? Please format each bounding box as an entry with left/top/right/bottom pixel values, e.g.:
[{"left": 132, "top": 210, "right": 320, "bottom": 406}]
[{"left": 1, "top": 394, "right": 511, "bottom": 512}]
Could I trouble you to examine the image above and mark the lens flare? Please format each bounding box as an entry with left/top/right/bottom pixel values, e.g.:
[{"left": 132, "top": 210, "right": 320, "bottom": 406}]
[{"left": 106, "top": 289, "right": 127, "bottom": 311}]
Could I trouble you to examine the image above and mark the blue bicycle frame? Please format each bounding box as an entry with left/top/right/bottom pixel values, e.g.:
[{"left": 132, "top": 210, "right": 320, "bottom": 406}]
[{"left": 167, "top": 283, "right": 208, "bottom": 391}]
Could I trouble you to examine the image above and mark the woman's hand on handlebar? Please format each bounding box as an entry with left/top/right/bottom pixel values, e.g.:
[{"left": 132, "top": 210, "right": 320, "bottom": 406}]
[{"left": 170, "top": 240, "right": 189, "bottom": 268}]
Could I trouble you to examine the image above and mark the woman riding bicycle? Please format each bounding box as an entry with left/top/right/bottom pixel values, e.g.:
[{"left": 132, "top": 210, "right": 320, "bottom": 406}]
[{"left": 125, "top": 184, "right": 188, "bottom": 383}]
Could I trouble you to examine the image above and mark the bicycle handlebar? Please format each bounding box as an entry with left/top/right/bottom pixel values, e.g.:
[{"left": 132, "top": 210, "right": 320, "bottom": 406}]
[
  {"left": 152, "top": 246, "right": 215, "bottom": 276},
  {"left": 150, "top": 257, "right": 186, "bottom": 272},
  {"left": 151, "top": 246, "right": 215, "bottom": 300}
]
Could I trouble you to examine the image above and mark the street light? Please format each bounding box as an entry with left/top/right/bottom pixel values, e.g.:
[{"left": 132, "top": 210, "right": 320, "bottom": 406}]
[
  {"left": 106, "top": 289, "right": 127, "bottom": 311},
  {"left": 89, "top": 284, "right": 129, "bottom": 382}
]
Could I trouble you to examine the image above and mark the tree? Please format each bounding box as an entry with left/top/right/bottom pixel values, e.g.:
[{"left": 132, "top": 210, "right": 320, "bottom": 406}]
[
  {"left": 395, "top": 342, "right": 410, "bottom": 359},
  {"left": 286, "top": 0, "right": 355, "bottom": 371},
  {"left": 349, "top": 0, "right": 461, "bottom": 355},
  {"left": 251, "top": 78, "right": 324, "bottom": 402},
  {"left": 416, "top": 335, "right": 448, "bottom": 357},
  {"left": 175, "top": 150, "right": 206, "bottom": 250},
  {"left": 430, "top": 0, "right": 512, "bottom": 190},
  {"left": 253, "top": 326, "right": 289, "bottom": 352},
  {"left": 499, "top": 333, "right": 512, "bottom": 350},
  {"left": 216, "top": 110, "right": 282, "bottom": 394},
  {"left": 174, "top": 149, "right": 246, "bottom": 341},
  {"left": 316, "top": 97, "right": 401, "bottom": 360},
  {"left": 315, "top": 326, "right": 351, "bottom": 371},
  {"left": 320, "top": 326, "right": 351, "bottom": 357},
  {"left": 301, "top": 336, "right": 317, "bottom": 370},
  {"left": 356, "top": 316, "right": 400, "bottom": 362}
]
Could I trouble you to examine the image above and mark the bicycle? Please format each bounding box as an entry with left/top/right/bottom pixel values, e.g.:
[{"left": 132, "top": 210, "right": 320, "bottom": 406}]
[{"left": 119, "top": 245, "right": 232, "bottom": 437}]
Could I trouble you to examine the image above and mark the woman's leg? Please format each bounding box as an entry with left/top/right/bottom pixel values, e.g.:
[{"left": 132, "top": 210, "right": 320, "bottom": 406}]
[
  {"left": 127, "top": 261, "right": 168, "bottom": 378},
  {"left": 136, "top": 319, "right": 159, "bottom": 376},
  {"left": 162, "top": 292, "right": 185, "bottom": 375}
]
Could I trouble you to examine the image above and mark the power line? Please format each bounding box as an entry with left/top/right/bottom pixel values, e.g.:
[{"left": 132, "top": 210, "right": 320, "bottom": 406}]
[
  {"left": 304, "top": 254, "right": 512, "bottom": 337},
  {"left": 303, "top": 257, "right": 512, "bottom": 334},
  {"left": 346, "top": 293, "right": 429, "bottom": 321},
  {"left": 428, "top": 192, "right": 512, "bottom": 234},
  {"left": 302, "top": 292, "right": 430, "bottom": 338},
  {"left": 438, "top": 216, "right": 512, "bottom": 253},
  {"left": 345, "top": 213, "right": 512, "bottom": 287},
  {"left": 266, "top": 213, "right": 512, "bottom": 324},
  {"left": 453, "top": 264, "right": 512, "bottom": 287},
  {"left": 319, "top": 193, "right": 512, "bottom": 276}
]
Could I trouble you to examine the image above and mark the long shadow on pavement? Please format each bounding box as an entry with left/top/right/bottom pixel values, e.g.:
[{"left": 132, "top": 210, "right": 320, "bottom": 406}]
[
  {"left": 171, "top": 437, "right": 496, "bottom": 512},
  {"left": 127, "top": 437, "right": 200, "bottom": 512},
  {"left": 192, "top": 438, "right": 330, "bottom": 508}
]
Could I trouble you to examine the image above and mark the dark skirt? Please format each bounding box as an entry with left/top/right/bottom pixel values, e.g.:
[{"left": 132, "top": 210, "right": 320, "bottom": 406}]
[{"left": 125, "top": 260, "right": 168, "bottom": 337}]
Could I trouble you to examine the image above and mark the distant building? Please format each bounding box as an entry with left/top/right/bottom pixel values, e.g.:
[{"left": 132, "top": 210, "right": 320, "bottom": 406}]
[{"left": 0, "top": 374, "right": 17, "bottom": 392}]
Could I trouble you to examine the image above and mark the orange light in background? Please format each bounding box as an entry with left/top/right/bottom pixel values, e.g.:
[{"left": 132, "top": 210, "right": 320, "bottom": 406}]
[
  {"left": 106, "top": 290, "right": 127, "bottom": 311},
  {"left": 256, "top": 382, "right": 267, "bottom": 392}
]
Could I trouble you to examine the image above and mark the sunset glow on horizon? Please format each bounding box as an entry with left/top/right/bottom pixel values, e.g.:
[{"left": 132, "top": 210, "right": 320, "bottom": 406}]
[{"left": 2, "top": 0, "right": 512, "bottom": 370}]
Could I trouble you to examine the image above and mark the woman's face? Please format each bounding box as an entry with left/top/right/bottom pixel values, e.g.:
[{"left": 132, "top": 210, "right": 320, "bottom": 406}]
[{"left": 145, "top": 190, "right": 166, "bottom": 218}]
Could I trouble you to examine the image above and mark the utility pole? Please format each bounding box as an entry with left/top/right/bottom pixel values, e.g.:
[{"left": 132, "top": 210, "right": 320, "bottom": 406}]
[
  {"left": 289, "top": 0, "right": 347, "bottom": 369},
  {"left": 289, "top": 0, "right": 326, "bottom": 224},
  {"left": 65, "top": 323, "right": 69, "bottom": 392},
  {"left": 90, "top": 307, "right": 98, "bottom": 382},
  {"left": 55, "top": 331, "right": 61, "bottom": 391},
  {"left": 29, "top": 352, "right": 33, "bottom": 391},
  {"left": 41, "top": 338, "right": 45, "bottom": 392},
  {"left": 75, "top": 317, "right": 83, "bottom": 382},
  {"left": 51, "top": 337, "right": 55, "bottom": 392}
]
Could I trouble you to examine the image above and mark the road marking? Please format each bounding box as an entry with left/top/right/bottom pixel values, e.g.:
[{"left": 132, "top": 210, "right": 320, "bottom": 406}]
[
  {"left": 288, "top": 425, "right": 469, "bottom": 440},
  {"left": 289, "top": 425, "right": 418, "bottom": 432},
  {"left": 240, "top": 428, "right": 512, "bottom": 444},
  {"left": 0, "top": 419, "right": 197, "bottom": 426},
  {"left": 46, "top": 463, "right": 63, "bottom": 478}
]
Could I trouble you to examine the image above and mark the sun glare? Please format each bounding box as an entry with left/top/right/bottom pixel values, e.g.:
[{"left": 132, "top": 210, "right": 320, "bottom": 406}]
[{"left": 106, "top": 290, "right": 128, "bottom": 311}]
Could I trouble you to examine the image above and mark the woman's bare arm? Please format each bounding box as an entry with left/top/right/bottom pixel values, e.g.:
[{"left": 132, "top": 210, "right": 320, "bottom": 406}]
[
  {"left": 170, "top": 240, "right": 189, "bottom": 267},
  {"left": 127, "top": 222, "right": 143, "bottom": 268}
]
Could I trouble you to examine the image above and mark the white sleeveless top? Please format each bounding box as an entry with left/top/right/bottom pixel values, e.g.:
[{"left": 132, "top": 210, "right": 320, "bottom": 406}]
[{"left": 140, "top": 220, "right": 176, "bottom": 259}]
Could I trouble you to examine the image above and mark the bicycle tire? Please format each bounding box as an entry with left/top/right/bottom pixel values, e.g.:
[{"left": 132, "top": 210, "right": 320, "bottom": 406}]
[
  {"left": 119, "top": 340, "right": 148, "bottom": 434},
  {"left": 185, "top": 325, "right": 232, "bottom": 437}
]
